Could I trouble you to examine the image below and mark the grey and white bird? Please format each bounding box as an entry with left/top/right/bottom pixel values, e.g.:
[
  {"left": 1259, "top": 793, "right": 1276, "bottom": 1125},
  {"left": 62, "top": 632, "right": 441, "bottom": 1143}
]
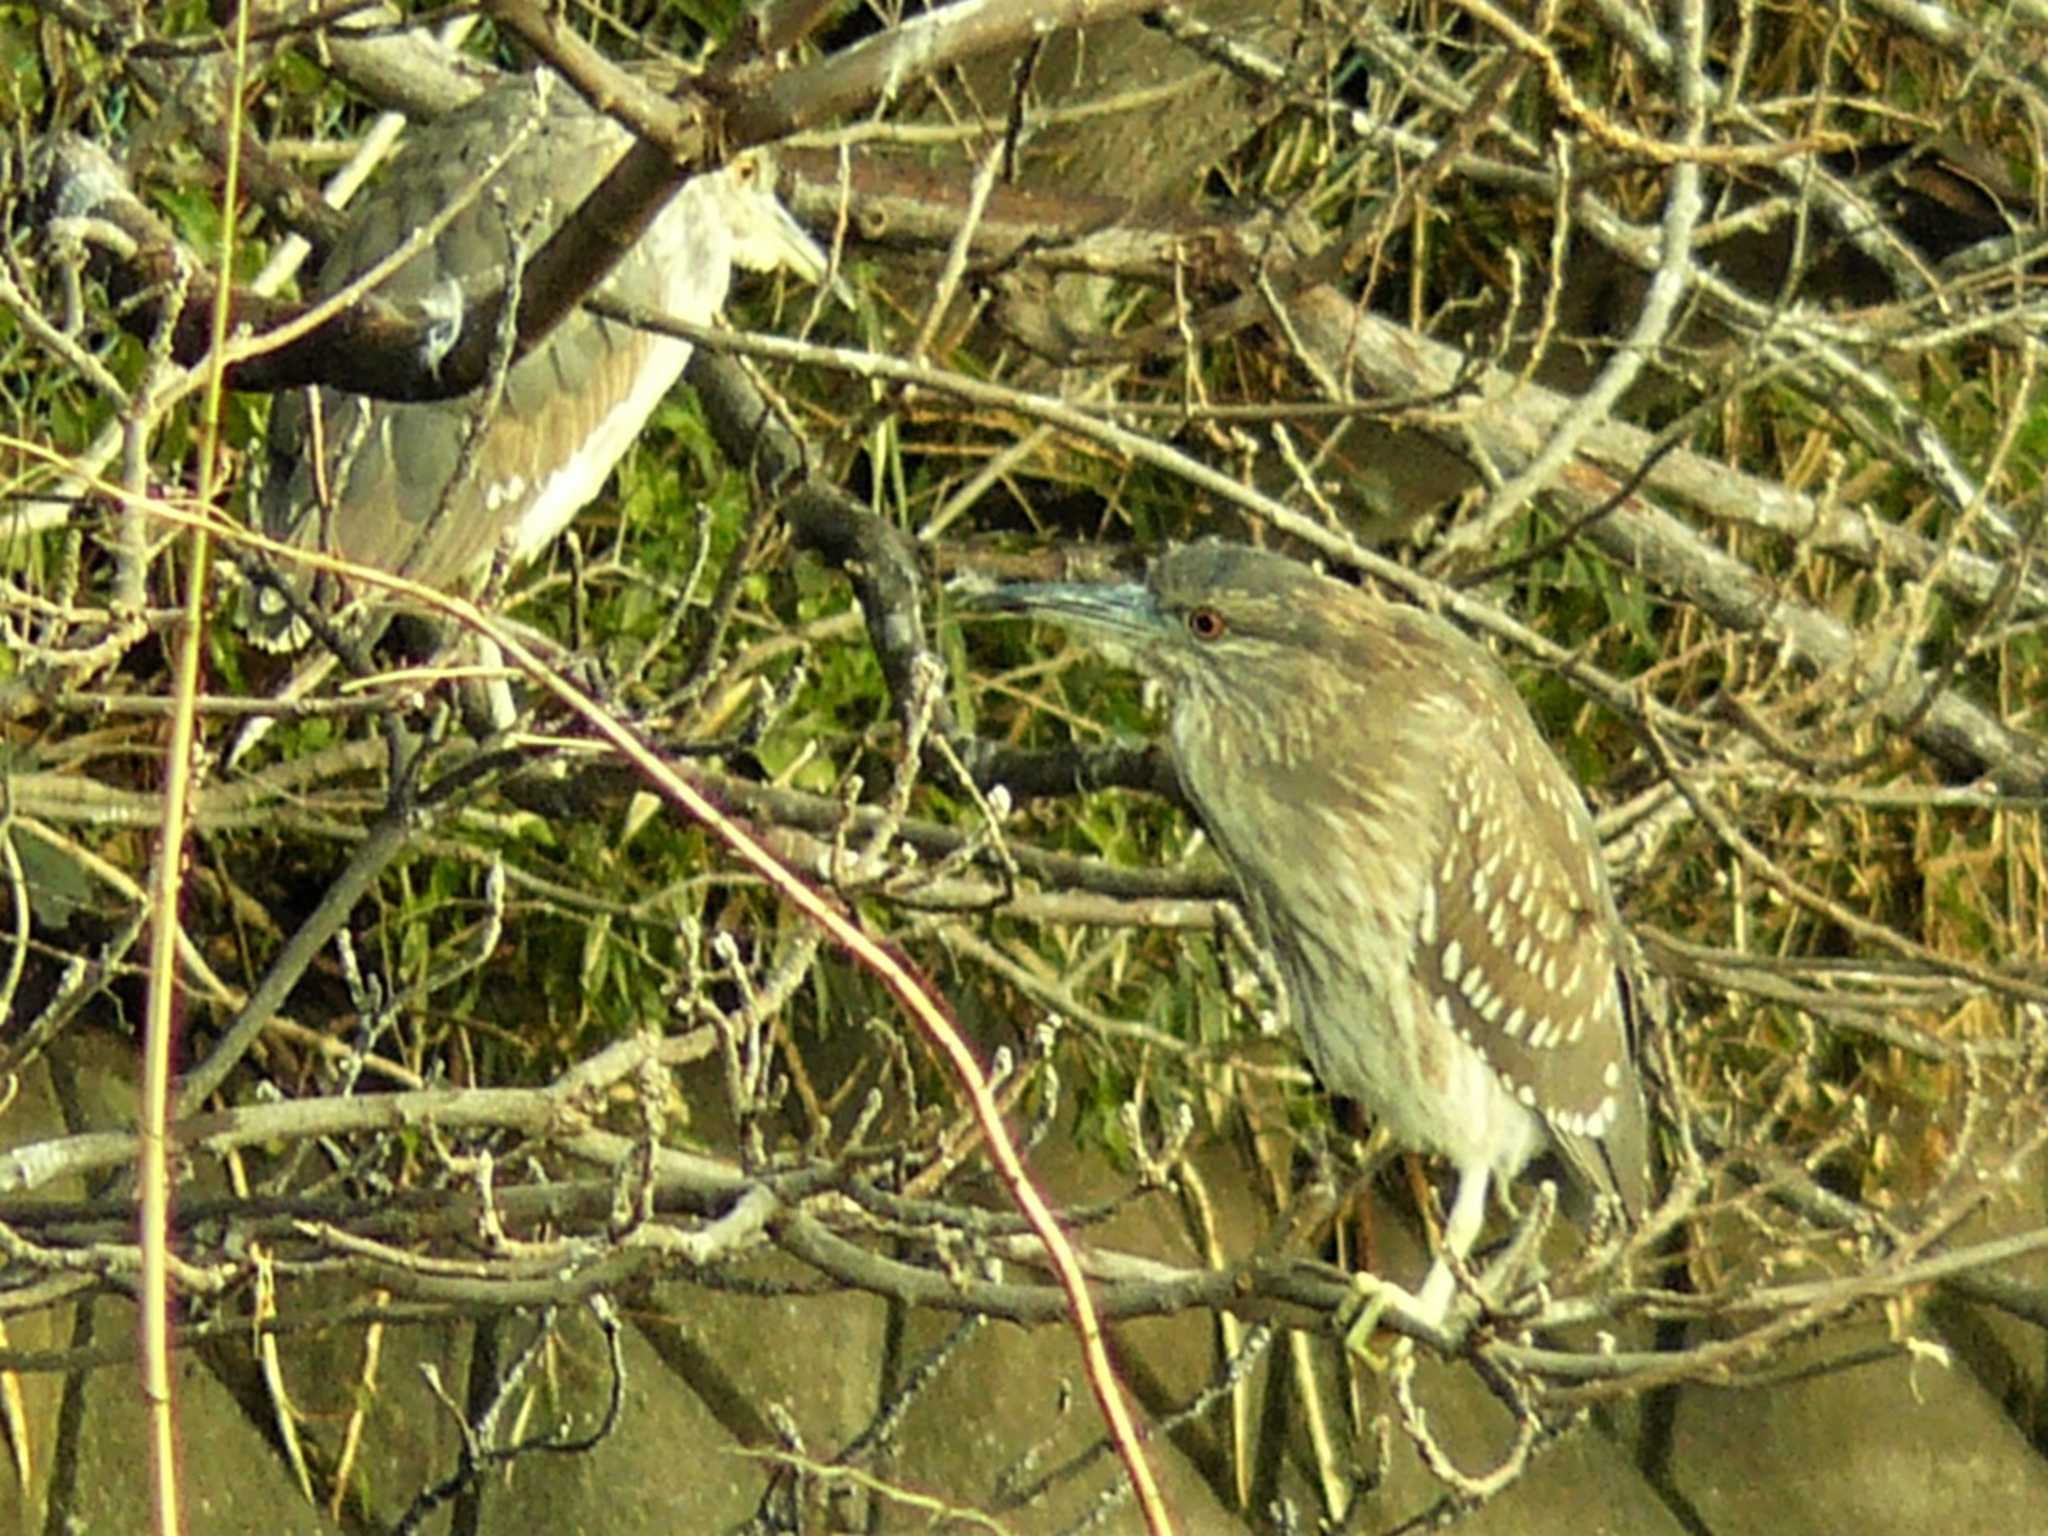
[
  {"left": 248, "top": 67, "right": 831, "bottom": 647},
  {"left": 976, "top": 542, "right": 1652, "bottom": 1328}
]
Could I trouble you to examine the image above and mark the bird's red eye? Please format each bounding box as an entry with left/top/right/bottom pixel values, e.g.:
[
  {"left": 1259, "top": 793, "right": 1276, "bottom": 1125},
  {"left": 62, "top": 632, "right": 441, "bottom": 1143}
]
[{"left": 1186, "top": 607, "right": 1227, "bottom": 641}]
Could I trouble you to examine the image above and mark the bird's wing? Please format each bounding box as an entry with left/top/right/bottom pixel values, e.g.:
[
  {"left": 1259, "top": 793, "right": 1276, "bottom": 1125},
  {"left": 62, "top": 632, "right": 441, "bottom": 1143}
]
[
  {"left": 251, "top": 72, "right": 723, "bottom": 633},
  {"left": 1409, "top": 659, "right": 1650, "bottom": 1214}
]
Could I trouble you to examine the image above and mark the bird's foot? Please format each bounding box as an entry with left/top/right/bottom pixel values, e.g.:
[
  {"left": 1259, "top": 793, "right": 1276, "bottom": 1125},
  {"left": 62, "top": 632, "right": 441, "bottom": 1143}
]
[
  {"left": 1340, "top": 1255, "right": 1487, "bottom": 1364},
  {"left": 1339, "top": 1273, "right": 1439, "bottom": 1368}
]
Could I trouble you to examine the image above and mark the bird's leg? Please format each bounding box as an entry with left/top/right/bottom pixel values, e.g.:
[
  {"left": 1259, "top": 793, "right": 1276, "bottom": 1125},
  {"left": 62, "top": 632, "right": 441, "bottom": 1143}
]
[
  {"left": 1341, "top": 1163, "right": 1492, "bottom": 1360},
  {"left": 468, "top": 632, "right": 518, "bottom": 736},
  {"left": 1416, "top": 1162, "right": 1493, "bottom": 1323},
  {"left": 1475, "top": 1178, "right": 1557, "bottom": 1307}
]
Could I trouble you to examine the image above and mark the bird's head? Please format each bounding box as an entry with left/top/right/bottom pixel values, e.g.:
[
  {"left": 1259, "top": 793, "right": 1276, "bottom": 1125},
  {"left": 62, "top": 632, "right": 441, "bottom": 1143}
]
[
  {"left": 967, "top": 541, "right": 1382, "bottom": 705},
  {"left": 709, "top": 151, "right": 844, "bottom": 298}
]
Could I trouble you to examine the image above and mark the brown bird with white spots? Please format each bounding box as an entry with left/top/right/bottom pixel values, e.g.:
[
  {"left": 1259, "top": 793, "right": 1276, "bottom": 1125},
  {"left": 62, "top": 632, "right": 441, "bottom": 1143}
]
[{"left": 974, "top": 542, "right": 1651, "bottom": 1328}]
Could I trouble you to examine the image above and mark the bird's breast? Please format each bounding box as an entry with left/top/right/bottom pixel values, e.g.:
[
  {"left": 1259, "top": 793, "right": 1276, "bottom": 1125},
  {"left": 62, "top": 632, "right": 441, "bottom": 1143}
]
[{"left": 1174, "top": 699, "right": 1547, "bottom": 1178}]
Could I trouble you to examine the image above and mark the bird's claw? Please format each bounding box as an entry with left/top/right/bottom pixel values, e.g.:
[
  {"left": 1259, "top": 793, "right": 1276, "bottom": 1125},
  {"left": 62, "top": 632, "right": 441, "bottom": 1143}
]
[{"left": 1339, "top": 1274, "right": 1430, "bottom": 1369}]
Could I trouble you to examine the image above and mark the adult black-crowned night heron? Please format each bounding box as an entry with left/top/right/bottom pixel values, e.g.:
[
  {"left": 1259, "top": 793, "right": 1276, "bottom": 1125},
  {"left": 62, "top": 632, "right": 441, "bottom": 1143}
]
[
  {"left": 247, "top": 67, "right": 829, "bottom": 646},
  {"left": 978, "top": 542, "right": 1651, "bottom": 1326}
]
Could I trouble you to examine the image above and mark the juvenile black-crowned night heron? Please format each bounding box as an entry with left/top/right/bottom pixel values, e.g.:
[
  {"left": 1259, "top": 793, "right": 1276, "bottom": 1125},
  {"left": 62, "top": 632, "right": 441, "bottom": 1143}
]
[
  {"left": 247, "top": 67, "right": 829, "bottom": 646},
  {"left": 977, "top": 542, "right": 1651, "bottom": 1327}
]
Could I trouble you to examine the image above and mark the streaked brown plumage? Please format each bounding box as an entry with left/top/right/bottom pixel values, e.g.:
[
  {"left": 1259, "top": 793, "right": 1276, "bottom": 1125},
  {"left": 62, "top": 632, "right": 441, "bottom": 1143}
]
[{"left": 977, "top": 542, "right": 1650, "bottom": 1324}]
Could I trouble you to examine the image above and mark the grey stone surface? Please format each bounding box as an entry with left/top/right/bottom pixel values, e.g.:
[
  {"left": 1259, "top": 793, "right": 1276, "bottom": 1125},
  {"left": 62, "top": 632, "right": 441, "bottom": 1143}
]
[
  {"left": 638, "top": 1262, "right": 886, "bottom": 1456},
  {"left": 1668, "top": 1324, "right": 2048, "bottom": 1535},
  {"left": 469, "top": 1309, "right": 767, "bottom": 1535},
  {"left": 1928, "top": 1152, "right": 2048, "bottom": 1453},
  {"left": 885, "top": 1304, "right": 1247, "bottom": 1533},
  {"left": 6, "top": 1293, "right": 347, "bottom": 1536}
]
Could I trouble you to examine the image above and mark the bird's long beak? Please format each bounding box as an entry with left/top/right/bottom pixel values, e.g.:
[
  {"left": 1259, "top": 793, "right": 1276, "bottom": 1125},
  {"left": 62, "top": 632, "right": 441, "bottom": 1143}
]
[
  {"left": 760, "top": 193, "right": 856, "bottom": 309},
  {"left": 964, "top": 580, "right": 1166, "bottom": 646},
  {"left": 765, "top": 199, "right": 834, "bottom": 287}
]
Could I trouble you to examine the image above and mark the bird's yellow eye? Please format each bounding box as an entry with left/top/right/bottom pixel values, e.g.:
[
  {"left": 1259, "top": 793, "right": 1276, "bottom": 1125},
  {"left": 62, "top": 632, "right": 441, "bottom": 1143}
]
[{"left": 1186, "top": 607, "right": 1227, "bottom": 641}]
